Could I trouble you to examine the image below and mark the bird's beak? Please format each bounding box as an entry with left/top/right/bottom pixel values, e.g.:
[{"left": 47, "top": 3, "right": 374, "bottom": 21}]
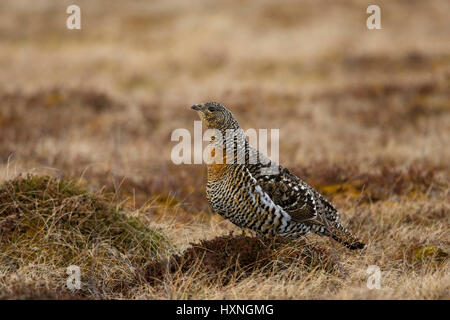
[{"left": 191, "top": 104, "right": 202, "bottom": 111}]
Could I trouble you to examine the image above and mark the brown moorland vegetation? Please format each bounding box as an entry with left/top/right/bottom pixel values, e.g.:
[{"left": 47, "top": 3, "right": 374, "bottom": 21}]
[{"left": 0, "top": 0, "right": 449, "bottom": 299}]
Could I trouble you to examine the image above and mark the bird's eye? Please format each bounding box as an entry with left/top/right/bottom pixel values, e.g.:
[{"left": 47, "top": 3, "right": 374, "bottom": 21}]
[{"left": 208, "top": 106, "right": 216, "bottom": 112}]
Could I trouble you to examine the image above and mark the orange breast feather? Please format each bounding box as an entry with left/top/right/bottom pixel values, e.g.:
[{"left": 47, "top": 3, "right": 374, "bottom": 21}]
[{"left": 206, "top": 145, "right": 227, "bottom": 181}]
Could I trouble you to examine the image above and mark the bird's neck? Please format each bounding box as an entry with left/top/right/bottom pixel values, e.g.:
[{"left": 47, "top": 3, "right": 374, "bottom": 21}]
[{"left": 205, "top": 128, "right": 247, "bottom": 181}]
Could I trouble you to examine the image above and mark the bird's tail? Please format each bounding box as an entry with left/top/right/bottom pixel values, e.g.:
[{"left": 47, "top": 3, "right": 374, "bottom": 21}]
[{"left": 313, "top": 220, "right": 365, "bottom": 250}]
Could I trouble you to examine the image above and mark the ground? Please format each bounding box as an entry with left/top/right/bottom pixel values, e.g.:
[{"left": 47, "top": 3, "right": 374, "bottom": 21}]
[{"left": 0, "top": 0, "right": 449, "bottom": 299}]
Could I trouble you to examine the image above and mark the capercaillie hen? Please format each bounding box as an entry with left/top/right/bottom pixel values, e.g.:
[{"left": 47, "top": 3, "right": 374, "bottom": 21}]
[{"left": 191, "top": 102, "right": 365, "bottom": 250}]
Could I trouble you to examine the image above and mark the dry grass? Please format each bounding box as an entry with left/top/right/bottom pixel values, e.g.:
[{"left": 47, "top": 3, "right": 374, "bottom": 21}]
[
  {"left": 0, "top": 175, "right": 168, "bottom": 298},
  {"left": 0, "top": 0, "right": 449, "bottom": 299}
]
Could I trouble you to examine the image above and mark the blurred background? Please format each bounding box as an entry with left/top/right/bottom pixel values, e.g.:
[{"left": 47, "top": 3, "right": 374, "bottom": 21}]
[
  {"left": 0, "top": 0, "right": 449, "bottom": 300},
  {"left": 0, "top": 0, "right": 449, "bottom": 213}
]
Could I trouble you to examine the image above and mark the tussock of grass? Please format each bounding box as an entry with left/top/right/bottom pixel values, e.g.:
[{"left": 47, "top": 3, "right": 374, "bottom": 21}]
[
  {"left": 143, "top": 234, "right": 339, "bottom": 286},
  {"left": 0, "top": 175, "right": 168, "bottom": 298}
]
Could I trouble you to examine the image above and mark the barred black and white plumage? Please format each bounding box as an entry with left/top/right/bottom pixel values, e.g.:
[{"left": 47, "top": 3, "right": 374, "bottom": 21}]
[{"left": 191, "top": 102, "right": 365, "bottom": 250}]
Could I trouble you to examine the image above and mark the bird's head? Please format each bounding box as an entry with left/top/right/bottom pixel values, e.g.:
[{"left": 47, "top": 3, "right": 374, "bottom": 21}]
[{"left": 191, "top": 102, "right": 240, "bottom": 131}]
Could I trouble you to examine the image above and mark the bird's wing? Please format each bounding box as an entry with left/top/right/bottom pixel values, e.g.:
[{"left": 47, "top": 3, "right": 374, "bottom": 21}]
[
  {"left": 246, "top": 163, "right": 319, "bottom": 223},
  {"left": 226, "top": 164, "right": 310, "bottom": 235},
  {"left": 244, "top": 141, "right": 340, "bottom": 224}
]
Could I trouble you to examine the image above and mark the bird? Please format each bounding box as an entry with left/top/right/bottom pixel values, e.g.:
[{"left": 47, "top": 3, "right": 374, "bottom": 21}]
[{"left": 191, "top": 102, "right": 365, "bottom": 250}]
